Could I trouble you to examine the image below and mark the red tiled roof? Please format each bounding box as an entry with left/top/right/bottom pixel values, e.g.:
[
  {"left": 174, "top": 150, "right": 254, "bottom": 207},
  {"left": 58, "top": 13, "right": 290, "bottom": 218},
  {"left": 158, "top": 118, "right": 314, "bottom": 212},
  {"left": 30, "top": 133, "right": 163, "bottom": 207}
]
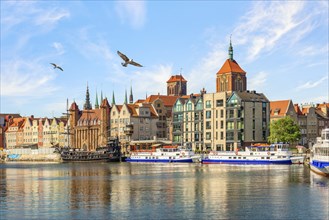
[
  {"left": 126, "top": 104, "right": 138, "bottom": 116},
  {"left": 134, "top": 99, "right": 145, "bottom": 104},
  {"left": 166, "top": 75, "right": 187, "bottom": 83},
  {"left": 301, "top": 107, "right": 309, "bottom": 115},
  {"left": 79, "top": 109, "right": 102, "bottom": 121},
  {"left": 270, "top": 100, "right": 291, "bottom": 116},
  {"left": 5, "top": 118, "right": 25, "bottom": 132},
  {"left": 69, "top": 102, "right": 79, "bottom": 111},
  {"left": 294, "top": 104, "right": 303, "bottom": 116},
  {"left": 145, "top": 95, "right": 179, "bottom": 107},
  {"left": 317, "top": 103, "right": 329, "bottom": 108},
  {"left": 100, "top": 98, "right": 110, "bottom": 108},
  {"left": 217, "top": 59, "right": 246, "bottom": 75}
]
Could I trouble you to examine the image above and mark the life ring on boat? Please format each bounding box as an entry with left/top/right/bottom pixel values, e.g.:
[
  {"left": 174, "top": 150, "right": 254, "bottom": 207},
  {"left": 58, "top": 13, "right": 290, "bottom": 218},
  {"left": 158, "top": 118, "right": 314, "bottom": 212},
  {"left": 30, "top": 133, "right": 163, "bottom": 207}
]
[
  {"left": 182, "top": 152, "right": 185, "bottom": 156},
  {"left": 267, "top": 152, "right": 270, "bottom": 155},
  {"left": 109, "top": 154, "right": 113, "bottom": 158}
]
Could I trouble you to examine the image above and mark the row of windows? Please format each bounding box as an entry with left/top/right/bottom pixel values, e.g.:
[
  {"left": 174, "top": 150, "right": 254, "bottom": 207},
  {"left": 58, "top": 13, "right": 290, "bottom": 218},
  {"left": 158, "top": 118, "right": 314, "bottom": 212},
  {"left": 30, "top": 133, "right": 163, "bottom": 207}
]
[{"left": 174, "top": 101, "right": 203, "bottom": 112}]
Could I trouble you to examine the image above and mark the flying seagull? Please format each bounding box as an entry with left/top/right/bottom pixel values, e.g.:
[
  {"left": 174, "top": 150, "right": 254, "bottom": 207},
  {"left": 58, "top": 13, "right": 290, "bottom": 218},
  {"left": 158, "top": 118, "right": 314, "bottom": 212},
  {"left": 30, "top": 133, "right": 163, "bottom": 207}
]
[
  {"left": 117, "top": 51, "right": 143, "bottom": 67},
  {"left": 50, "top": 63, "right": 63, "bottom": 71}
]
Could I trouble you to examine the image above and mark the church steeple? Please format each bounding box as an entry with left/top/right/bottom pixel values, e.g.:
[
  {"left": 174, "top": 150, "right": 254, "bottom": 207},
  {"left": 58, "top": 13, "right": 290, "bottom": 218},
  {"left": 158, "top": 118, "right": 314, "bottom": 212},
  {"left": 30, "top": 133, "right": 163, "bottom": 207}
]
[
  {"left": 95, "top": 90, "right": 99, "bottom": 109},
  {"left": 124, "top": 89, "right": 127, "bottom": 104},
  {"left": 228, "top": 35, "right": 233, "bottom": 60},
  {"left": 100, "top": 91, "right": 103, "bottom": 102},
  {"left": 111, "top": 91, "right": 116, "bottom": 105},
  {"left": 129, "top": 85, "right": 133, "bottom": 104},
  {"left": 84, "top": 83, "right": 92, "bottom": 110}
]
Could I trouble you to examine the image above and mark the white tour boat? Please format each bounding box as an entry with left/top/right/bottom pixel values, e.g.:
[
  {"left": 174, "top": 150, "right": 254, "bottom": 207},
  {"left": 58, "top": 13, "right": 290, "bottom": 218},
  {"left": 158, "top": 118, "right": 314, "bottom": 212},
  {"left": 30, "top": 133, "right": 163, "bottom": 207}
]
[
  {"left": 309, "top": 128, "right": 329, "bottom": 176},
  {"left": 126, "top": 146, "right": 200, "bottom": 163},
  {"left": 202, "top": 143, "right": 295, "bottom": 165}
]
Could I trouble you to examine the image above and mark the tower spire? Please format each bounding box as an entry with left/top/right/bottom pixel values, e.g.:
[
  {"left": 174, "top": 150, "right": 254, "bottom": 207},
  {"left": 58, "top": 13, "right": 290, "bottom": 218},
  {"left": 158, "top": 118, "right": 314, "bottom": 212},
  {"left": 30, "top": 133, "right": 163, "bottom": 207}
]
[
  {"left": 129, "top": 84, "right": 133, "bottom": 104},
  {"left": 124, "top": 89, "right": 127, "bottom": 104},
  {"left": 100, "top": 90, "right": 103, "bottom": 102},
  {"left": 84, "top": 83, "right": 92, "bottom": 110},
  {"left": 112, "top": 91, "right": 116, "bottom": 105},
  {"left": 95, "top": 90, "right": 99, "bottom": 109},
  {"left": 229, "top": 35, "right": 233, "bottom": 60}
]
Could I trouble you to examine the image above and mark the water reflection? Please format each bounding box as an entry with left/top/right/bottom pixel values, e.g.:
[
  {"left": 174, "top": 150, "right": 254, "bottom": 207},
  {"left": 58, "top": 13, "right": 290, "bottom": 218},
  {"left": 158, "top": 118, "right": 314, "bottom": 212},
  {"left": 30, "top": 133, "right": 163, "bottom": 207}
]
[{"left": 0, "top": 163, "right": 328, "bottom": 219}]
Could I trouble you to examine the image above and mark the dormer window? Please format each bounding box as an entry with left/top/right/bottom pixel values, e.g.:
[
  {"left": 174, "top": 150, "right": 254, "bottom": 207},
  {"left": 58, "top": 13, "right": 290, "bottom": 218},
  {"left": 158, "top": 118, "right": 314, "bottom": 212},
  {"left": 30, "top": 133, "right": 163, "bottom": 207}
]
[{"left": 274, "top": 108, "right": 280, "bottom": 115}]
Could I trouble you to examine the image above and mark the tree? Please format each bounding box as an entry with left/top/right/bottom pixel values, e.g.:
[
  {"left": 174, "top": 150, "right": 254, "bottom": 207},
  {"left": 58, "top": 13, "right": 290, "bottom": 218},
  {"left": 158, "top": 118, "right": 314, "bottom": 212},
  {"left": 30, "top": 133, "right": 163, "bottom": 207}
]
[{"left": 268, "top": 116, "right": 301, "bottom": 144}]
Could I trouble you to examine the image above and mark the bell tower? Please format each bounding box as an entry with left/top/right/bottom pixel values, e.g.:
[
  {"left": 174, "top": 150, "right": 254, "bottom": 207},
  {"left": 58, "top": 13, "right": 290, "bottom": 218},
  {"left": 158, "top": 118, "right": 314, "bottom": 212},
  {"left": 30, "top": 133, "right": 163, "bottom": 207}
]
[{"left": 216, "top": 39, "right": 247, "bottom": 93}]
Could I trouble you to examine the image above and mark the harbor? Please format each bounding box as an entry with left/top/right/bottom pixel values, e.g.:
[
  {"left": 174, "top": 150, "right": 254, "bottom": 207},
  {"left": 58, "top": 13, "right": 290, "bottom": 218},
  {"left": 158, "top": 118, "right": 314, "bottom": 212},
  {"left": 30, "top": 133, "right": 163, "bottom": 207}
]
[{"left": 0, "top": 162, "right": 328, "bottom": 219}]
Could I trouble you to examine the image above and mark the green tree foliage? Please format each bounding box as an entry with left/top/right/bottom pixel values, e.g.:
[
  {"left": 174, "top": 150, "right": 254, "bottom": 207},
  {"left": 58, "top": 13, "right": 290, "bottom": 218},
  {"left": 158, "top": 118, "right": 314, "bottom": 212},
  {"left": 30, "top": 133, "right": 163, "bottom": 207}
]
[{"left": 268, "top": 116, "right": 301, "bottom": 144}]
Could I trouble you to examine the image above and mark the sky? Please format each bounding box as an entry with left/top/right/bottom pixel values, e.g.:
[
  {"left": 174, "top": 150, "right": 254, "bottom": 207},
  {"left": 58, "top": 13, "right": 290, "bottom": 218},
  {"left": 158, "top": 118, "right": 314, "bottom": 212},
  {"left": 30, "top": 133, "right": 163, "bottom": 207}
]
[{"left": 1, "top": 1, "right": 328, "bottom": 118}]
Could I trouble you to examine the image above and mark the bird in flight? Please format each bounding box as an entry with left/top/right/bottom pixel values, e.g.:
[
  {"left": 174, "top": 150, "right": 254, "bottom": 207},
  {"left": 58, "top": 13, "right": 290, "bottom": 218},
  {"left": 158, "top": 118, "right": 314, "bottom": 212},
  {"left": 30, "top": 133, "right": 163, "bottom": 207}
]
[
  {"left": 50, "top": 63, "right": 63, "bottom": 71},
  {"left": 117, "top": 51, "right": 143, "bottom": 67}
]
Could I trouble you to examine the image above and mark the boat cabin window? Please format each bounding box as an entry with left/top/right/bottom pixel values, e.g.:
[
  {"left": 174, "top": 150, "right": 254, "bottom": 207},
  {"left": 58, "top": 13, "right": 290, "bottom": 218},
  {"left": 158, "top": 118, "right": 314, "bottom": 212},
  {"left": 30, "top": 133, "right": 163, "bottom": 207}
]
[
  {"left": 261, "top": 157, "right": 265, "bottom": 159},
  {"left": 229, "top": 157, "right": 232, "bottom": 159},
  {"left": 243, "top": 157, "right": 246, "bottom": 159},
  {"left": 266, "top": 157, "right": 270, "bottom": 159}
]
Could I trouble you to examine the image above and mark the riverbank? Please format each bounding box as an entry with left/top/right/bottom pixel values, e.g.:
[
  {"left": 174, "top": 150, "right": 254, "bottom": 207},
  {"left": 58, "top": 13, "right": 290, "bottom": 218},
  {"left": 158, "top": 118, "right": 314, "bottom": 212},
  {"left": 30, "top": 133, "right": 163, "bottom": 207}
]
[
  {"left": 1, "top": 148, "right": 62, "bottom": 162},
  {"left": 5, "top": 153, "right": 62, "bottom": 162}
]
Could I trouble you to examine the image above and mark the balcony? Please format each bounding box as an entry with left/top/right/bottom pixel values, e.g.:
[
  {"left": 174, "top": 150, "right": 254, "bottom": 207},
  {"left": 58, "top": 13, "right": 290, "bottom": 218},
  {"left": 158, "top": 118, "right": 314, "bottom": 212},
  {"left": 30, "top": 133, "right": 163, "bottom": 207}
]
[{"left": 123, "top": 124, "right": 134, "bottom": 135}]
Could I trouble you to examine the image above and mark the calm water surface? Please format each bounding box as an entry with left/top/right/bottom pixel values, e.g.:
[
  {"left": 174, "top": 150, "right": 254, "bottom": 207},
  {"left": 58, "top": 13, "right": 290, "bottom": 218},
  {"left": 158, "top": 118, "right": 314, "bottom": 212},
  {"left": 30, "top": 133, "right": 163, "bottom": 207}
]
[{"left": 0, "top": 162, "right": 328, "bottom": 220}]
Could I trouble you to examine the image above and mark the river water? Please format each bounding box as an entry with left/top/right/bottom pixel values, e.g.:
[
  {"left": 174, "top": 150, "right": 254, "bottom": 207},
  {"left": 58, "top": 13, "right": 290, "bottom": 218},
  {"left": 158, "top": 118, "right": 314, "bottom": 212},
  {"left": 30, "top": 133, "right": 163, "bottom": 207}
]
[{"left": 0, "top": 162, "right": 328, "bottom": 220}]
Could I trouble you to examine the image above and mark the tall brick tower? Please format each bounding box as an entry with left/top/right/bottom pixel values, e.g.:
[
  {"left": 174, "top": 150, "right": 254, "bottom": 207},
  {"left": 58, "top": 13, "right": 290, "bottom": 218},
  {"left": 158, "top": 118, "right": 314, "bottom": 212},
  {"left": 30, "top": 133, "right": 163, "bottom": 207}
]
[
  {"left": 69, "top": 101, "right": 79, "bottom": 147},
  {"left": 100, "top": 98, "right": 111, "bottom": 146},
  {"left": 166, "top": 74, "right": 187, "bottom": 96},
  {"left": 216, "top": 39, "right": 246, "bottom": 93}
]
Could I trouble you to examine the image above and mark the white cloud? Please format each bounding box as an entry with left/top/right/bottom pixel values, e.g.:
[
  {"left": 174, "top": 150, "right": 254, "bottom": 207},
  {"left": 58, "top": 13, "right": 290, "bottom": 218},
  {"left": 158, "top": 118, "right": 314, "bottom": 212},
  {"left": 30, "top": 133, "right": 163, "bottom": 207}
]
[
  {"left": 74, "top": 28, "right": 114, "bottom": 62},
  {"left": 233, "top": 1, "right": 318, "bottom": 61},
  {"left": 0, "top": 59, "right": 59, "bottom": 97},
  {"left": 52, "top": 42, "right": 65, "bottom": 55},
  {"left": 34, "top": 8, "right": 70, "bottom": 27},
  {"left": 248, "top": 71, "right": 268, "bottom": 91},
  {"left": 115, "top": 1, "right": 146, "bottom": 29},
  {"left": 188, "top": 44, "right": 227, "bottom": 94},
  {"left": 298, "top": 44, "right": 329, "bottom": 57},
  {"left": 296, "top": 76, "right": 328, "bottom": 90},
  {"left": 1, "top": 2, "right": 69, "bottom": 32},
  {"left": 121, "top": 64, "right": 173, "bottom": 97}
]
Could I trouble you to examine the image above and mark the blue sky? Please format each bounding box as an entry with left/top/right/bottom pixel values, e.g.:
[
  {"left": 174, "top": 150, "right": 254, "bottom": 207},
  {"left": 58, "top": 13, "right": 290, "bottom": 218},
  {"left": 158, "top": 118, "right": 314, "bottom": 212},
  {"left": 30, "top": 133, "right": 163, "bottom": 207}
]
[{"left": 1, "top": 1, "right": 328, "bottom": 118}]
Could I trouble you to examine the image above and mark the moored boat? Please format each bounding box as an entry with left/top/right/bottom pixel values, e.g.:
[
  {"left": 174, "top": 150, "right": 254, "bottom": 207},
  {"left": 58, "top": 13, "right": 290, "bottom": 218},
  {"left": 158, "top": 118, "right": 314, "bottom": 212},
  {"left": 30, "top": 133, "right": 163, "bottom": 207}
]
[
  {"left": 126, "top": 145, "right": 200, "bottom": 163},
  {"left": 309, "top": 128, "right": 329, "bottom": 176},
  {"left": 201, "top": 143, "right": 293, "bottom": 165},
  {"left": 56, "top": 139, "right": 121, "bottom": 162}
]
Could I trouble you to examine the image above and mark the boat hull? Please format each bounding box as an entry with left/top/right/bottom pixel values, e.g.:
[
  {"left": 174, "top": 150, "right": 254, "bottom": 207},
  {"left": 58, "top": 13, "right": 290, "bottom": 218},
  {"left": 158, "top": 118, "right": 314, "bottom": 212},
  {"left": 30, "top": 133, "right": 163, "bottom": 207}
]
[
  {"left": 309, "top": 160, "right": 329, "bottom": 176},
  {"left": 59, "top": 150, "right": 120, "bottom": 162},
  {"left": 126, "top": 158, "right": 193, "bottom": 163},
  {"left": 201, "top": 159, "right": 292, "bottom": 165}
]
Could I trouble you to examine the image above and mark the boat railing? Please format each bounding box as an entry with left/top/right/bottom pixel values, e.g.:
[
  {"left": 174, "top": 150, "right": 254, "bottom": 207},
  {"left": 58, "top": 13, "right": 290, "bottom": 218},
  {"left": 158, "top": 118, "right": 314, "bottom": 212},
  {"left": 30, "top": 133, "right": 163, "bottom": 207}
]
[{"left": 132, "top": 149, "right": 155, "bottom": 153}]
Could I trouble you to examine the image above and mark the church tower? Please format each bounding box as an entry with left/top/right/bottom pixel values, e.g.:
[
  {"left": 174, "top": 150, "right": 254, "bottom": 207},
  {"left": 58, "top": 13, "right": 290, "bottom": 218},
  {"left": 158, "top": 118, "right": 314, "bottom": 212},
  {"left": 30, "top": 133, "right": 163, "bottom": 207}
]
[
  {"left": 166, "top": 74, "right": 187, "bottom": 96},
  {"left": 216, "top": 39, "right": 246, "bottom": 93}
]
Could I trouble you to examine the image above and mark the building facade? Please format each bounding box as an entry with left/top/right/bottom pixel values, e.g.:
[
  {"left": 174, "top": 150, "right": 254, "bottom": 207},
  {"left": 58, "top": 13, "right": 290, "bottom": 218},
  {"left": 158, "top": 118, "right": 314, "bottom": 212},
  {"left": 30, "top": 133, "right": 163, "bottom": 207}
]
[
  {"left": 69, "top": 97, "right": 111, "bottom": 151},
  {"left": 226, "top": 91, "right": 270, "bottom": 150},
  {"left": 110, "top": 102, "right": 159, "bottom": 153}
]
